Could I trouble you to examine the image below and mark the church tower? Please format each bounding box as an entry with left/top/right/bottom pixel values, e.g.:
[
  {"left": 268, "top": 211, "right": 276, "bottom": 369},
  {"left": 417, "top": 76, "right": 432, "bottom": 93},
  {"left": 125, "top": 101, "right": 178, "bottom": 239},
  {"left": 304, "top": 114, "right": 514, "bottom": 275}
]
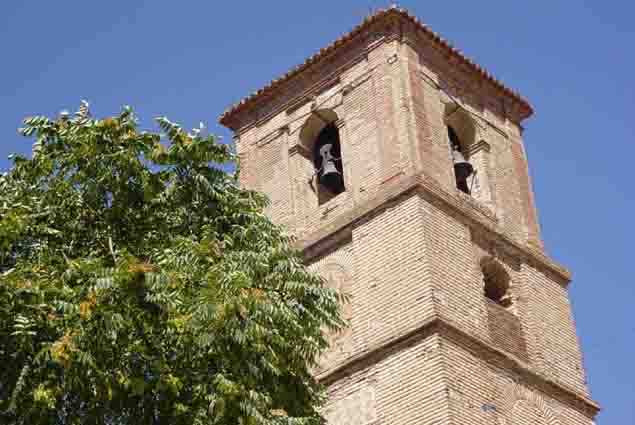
[{"left": 219, "top": 7, "right": 599, "bottom": 425}]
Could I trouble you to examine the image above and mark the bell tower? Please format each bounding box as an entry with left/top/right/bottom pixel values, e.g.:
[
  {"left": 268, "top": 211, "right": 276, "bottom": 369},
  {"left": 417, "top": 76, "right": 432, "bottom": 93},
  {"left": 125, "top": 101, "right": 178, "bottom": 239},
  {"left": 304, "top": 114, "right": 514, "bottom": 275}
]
[{"left": 220, "top": 7, "right": 599, "bottom": 425}]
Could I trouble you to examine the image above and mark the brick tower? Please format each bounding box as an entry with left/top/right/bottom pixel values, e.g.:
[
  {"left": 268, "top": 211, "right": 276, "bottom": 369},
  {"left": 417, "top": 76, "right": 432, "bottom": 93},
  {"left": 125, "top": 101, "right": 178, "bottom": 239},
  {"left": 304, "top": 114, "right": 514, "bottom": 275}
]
[{"left": 219, "top": 7, "right": 599, "bottom": 425}]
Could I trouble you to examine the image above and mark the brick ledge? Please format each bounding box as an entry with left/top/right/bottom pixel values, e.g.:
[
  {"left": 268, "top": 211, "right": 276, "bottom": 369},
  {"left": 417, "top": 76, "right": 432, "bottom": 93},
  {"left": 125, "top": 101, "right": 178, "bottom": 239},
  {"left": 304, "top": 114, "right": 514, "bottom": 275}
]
[
  {"left": 317, "top": 317, "right": 600, "bottom": 417},
  {"left": 296, "top": 172, "right": 572, "bottom": 283}
]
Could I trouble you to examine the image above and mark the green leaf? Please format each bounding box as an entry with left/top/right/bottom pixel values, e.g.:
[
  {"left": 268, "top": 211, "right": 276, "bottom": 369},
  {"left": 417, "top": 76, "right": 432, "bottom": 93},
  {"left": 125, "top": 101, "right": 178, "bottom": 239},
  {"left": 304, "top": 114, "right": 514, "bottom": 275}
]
[{"left": 0, "top": 102, "right": 343, "bottom": 424}]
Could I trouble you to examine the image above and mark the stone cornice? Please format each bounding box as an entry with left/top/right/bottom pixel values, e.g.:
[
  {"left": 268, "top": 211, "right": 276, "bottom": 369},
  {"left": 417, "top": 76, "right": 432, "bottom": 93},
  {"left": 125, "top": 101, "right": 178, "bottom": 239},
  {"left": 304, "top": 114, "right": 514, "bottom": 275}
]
[
  {"left": 297, "top": 172, "right": 572, "bottom": 283},
  {"left": 317, "top": 317, "right": 600, "bottom": 417}
]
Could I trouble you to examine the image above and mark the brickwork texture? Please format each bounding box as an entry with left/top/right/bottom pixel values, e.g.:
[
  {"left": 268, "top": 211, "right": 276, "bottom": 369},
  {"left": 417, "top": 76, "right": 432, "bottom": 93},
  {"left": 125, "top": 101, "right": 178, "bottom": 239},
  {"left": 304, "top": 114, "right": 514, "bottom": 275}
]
[{"left": 220, "top": 7, "right": 599, "bottom": 424}]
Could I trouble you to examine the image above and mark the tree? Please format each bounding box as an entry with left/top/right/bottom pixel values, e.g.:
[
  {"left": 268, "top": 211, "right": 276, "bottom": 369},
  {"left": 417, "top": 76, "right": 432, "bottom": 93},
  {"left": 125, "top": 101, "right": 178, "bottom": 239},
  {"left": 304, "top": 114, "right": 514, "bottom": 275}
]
[{"left": 0, "top": 102, "right": 344, "bottom": 424}]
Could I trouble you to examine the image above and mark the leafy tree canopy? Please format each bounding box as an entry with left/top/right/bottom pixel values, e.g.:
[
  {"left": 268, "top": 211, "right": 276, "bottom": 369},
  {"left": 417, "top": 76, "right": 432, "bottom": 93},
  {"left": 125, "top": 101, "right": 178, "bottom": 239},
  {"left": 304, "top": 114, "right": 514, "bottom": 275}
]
[{"left": 0, "top": 102, "right": 344, "bottom": 424}]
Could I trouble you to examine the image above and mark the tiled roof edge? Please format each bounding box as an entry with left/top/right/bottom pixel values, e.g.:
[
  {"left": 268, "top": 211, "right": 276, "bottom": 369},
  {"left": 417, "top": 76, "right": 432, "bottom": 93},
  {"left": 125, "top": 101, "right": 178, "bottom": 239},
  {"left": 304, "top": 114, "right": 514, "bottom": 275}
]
[{"left": 219, "top": 7, "right": 533, "bottom": 128}]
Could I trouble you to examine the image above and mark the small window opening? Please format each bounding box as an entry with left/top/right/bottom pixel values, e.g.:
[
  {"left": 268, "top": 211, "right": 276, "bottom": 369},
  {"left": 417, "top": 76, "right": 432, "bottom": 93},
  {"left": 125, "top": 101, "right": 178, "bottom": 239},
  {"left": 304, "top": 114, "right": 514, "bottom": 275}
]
[
  {"left": 482, "top": 260, "right": 512, "bottom": 308},
  {"left": 448, "top": 125, "right": 474, "bottom": 195},
  {"left": 481, "top": 258, "right": 527, "bottom": 360},
  {"left": 313, "top": 123, "right": 345, "bottom": 203}
]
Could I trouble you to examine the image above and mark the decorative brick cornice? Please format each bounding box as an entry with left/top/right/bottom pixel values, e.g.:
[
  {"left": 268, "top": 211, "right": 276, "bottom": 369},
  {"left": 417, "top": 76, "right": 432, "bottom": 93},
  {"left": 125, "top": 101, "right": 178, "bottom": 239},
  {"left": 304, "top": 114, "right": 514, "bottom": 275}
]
[
  {"left": 468, "top": 140, "right": 491, "bottom": 156},
  {"left": 439, "top": 320, "right": 600, "bottom": 417},
  {"left": 255, "top": 124, "right": 288, "bottom": 147},
  {"left": 298, "top": 173, "right": 420, "bottom": 260},
  {"left": 316, "top": 317, "right": 441, "bottom": 385},
  {"left": 317, "top": 317, "right": 600, "bottom": 417},
  {"left": 296, "top": 172, "right": 572, "bottom": 282},
  {"left": 219, "top": 7, "right": 533, "bottom": 130}
]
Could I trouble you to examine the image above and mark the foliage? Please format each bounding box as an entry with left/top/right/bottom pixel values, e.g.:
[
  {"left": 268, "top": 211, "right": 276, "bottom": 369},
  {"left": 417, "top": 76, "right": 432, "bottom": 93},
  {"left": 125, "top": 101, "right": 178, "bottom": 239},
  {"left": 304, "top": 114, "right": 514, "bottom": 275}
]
[{"left": 0, "top": 102, "right": 344, "bottom": 424}]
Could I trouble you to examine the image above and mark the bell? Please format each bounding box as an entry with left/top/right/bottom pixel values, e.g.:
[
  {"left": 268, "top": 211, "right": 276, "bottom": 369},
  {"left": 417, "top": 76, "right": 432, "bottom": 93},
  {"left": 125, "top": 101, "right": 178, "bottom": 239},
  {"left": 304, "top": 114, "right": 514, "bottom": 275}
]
[
  {"left": 452, "top": 148, "right": 473, "bottom": 180},
  {"left": 452, "top": 148, "right": 473, "bottom": 193},
  {"left": 318, "top": 143, "right": 344, "bottom": 193}
]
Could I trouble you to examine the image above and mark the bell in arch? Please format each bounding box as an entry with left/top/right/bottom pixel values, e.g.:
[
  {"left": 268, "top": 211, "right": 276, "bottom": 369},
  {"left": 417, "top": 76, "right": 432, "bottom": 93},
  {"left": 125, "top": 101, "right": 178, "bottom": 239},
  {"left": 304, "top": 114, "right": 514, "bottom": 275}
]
[
  {"left": 314, "top": 123, "right": 345, "bottom": 195},
  {"left": 448, "top": 126, "right": 474, "bottom": 194},
  {"left": 452, "top": 146, "right": 474, "bottom": 181}
]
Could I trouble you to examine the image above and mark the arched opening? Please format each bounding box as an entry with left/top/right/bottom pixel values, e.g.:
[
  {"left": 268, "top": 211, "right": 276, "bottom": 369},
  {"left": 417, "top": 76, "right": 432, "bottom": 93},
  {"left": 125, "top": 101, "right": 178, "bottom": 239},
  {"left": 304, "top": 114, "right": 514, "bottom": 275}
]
[
  {"left": 299, "top": 109, "right": 345, "bottom": 205},
  {"left": 480, "top": 257, "right": 527, "bottom": 360},
  {"left": 299, "top": 109, "right": 338, "bottom": 150},
  {"left": 313, "top": 123, "right": 345, "bottom": 197},
  {"left": 481, "top": 258, "right": 512, "bottom": 308}
]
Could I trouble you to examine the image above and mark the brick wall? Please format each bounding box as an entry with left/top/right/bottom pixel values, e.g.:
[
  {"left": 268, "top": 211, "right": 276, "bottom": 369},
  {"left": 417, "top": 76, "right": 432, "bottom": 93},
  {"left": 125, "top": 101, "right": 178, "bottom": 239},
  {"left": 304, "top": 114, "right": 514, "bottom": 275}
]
[
  {"left": 222, "top": 10, "right": 598, "bottom": 424},
  {"left": 324, "top": 334, "right": 449, "bottom": 425},
  {"left": 420, "top": 194, "right": 491, "bottom": 342},
  {"left": 307, "top": 194, "right": 437, "bottom": 375},
  {"left": 404, "top": 42, "right": 454, "bottom": 187},
  {"left": 401, "top": 27, "right": 542, "bottom": 245},
  {"left": 442, "top": 336, "right": 595, "bottom": 425},
  {"left": 349, "top": 195, "right": 434, "bottom": 353},
  {"left": 486, "top": 299, "right": 528, "bottom": 361},
  {"left": 520, "top": 263, "right": 589, "bottom": 395},
  {"left": 235, "top": 26, "right": 542, "bottom": 248}
]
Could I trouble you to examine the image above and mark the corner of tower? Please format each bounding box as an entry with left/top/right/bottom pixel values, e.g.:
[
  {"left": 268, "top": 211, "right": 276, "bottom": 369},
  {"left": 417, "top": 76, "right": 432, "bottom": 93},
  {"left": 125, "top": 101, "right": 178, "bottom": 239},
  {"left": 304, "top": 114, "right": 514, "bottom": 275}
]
[{"left": 218, "top": 6, "right": 600, "bottom": 424}]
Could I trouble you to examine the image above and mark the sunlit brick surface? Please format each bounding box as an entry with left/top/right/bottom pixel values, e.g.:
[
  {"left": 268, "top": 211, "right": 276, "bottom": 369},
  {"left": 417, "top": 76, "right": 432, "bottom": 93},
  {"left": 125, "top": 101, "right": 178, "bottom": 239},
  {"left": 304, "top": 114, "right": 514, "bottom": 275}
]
[{"left": 221, "top": 8, "right": 599, "bottom": 424}]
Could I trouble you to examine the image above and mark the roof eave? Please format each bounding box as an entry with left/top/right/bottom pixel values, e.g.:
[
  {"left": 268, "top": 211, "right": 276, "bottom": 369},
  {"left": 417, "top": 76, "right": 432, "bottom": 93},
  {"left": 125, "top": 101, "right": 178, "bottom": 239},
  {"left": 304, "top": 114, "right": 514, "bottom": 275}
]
[{"left": 219, "top": 7, "right": 533, "bottom": 130}]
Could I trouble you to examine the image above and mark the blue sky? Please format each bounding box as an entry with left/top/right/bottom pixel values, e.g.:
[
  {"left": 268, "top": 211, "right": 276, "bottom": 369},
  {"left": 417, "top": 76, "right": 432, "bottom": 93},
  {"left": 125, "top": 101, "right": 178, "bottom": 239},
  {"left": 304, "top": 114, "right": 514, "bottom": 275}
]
[{"left": 1, "top": 1, "right": 633, "bottom": 422}]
